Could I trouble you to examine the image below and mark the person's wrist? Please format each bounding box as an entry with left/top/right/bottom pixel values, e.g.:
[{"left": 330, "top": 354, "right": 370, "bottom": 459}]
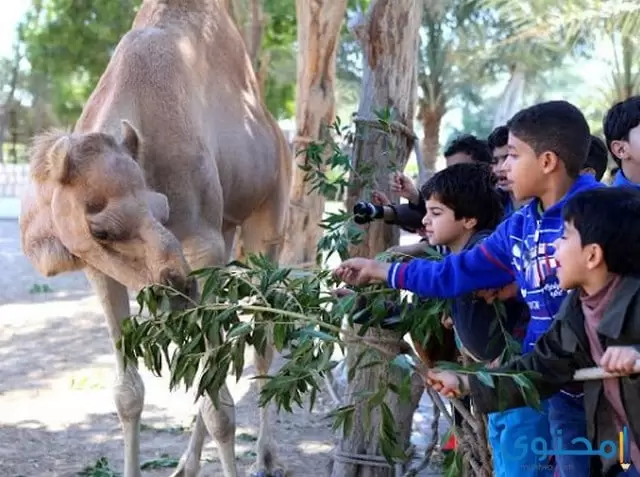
[
  {"left": 407, "top": 191, "right": 420, "bottom": 204},
  {"left": 375, "top": 261, "right": 392, "bottom": 281}
]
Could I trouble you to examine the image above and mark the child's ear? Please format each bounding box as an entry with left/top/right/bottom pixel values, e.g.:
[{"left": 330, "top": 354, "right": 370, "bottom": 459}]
[
  {"left": 585, "top": 243, "right": 605, "bottom": 269},
  {"left": 462, "top": 217, "right": 477, "bottom": 230},
  {"left": 540, "top": 151, "right": 560, "bottom": 173},
  {"left": 610, "top": 140, "right": 628, "bottom": 161}
]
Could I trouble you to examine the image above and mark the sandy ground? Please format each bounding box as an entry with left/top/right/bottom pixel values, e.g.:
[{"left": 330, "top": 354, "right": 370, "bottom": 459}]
[{"left": 0, "top": 218, "right": 447, "bottom": 477}]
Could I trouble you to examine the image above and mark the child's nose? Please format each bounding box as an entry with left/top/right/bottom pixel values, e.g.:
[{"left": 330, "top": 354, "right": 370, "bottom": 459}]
[{"left": 422, "top": 215, "right": 429, "bottom": 226}]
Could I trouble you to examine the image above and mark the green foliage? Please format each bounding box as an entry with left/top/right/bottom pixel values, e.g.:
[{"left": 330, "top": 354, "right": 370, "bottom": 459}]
[
  {"left": 120, "top": 117, "right": 542, "bottom": 469},
  {"left": 77, "top": 457, "right": 119, "bottom": 477},
  {"left": 19, "top": 0, "right": 299, "bottom": 124},
  {"left": 260, "top": 0, "right": 297, "bottom": 118},
  {"left": 140, "top": 455, "right": 179, "bottom": 470},
  {"left": 21, "top": 0, "right": 141, "bottom": 124}
]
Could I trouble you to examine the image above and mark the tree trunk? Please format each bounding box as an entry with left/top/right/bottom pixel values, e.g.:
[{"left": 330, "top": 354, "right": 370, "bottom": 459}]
[
  {"left": 493, "top": 64, "right": 526, "bottom": 128},
  {"left": 330, "top": 332, "right": 424, "bottom": 477},
  {"left": 345, "top": 0, "right": 421, "bottom": 258},
  {"left": 331, "top": 1, "right": 423, "bottom": 476},
  {"left": 419, "top": 101, "right": 445, "bottom": 178},
  {"left": 279, "top": 0, "right": 348, "bottom": 266}
]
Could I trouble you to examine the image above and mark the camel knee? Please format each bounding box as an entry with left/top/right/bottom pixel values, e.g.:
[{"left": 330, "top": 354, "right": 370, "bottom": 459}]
[
  {"left": 200, "top": 392, "right": 236, "bottom": 443},
  {"left": 114, "top": 365, "right": 145, "bottom": 422}
]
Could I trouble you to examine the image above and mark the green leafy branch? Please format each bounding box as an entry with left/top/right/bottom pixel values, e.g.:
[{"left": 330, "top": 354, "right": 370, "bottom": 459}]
[{"left": 119, "top": 115, "right": 543, "bottom": 473}]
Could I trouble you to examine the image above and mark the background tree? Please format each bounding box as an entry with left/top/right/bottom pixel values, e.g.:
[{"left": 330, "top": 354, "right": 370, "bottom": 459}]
[
  {"left": 279, "top": 0, "right": 349, "bottom": 267},
  {"left": 329, "top": 0, "right": 424, "bottom": 474}
]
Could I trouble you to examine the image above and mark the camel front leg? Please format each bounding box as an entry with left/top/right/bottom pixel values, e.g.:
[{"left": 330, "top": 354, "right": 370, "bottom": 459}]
[{"left": 86, "top": 268, "right": 145, "bottom": 477}]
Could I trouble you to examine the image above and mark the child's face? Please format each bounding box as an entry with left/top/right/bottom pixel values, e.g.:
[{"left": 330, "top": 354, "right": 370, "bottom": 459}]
[
  {"left": 421, "top": 197, "right": 475, "bottom": 248},
  {"left": 492, "top": 145, "right": 510, "bottom": 191},
  {"left": 504, "top": 133, "right": 546, "bottom": 202},
  {"left": 553, "top": 221, "right": 588, "bottom": 290},
  {"left": 611, "top": 124, "right": 640, "bottom": 173}
]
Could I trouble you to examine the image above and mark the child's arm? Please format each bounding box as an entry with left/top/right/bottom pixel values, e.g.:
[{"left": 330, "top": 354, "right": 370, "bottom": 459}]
[
  {"left": 335, "top": 218, "right": 515, "bottom": 298},
  {"left": 427, "top": 313, "right": 581, "bottom": 413},
  {"left": 385, "top": 202, "right": 426, "bottom": 232}
]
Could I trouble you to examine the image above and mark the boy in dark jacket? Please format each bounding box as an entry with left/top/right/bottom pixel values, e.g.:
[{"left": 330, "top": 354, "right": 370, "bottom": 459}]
[
  {"left": 335, "top": 100, "right": 604, "bottom": 476},
  {"left": 411, "top": 162, "right": 540, "bottom": 475},
  {"left": 418, "top": 162, "right": 529, "bottom": 365},
  {"left": 426, "top": 186, "right": 640, "bottom": 476}
]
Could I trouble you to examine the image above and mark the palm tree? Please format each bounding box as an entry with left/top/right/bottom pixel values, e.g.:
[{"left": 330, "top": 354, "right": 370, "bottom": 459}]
[{"left": 416, "top": 0, "right": 570, "bottom": 179}]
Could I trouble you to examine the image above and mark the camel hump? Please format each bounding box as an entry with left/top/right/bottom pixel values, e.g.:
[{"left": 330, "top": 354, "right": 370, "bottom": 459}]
[{"left": 111, "top": 26, "right": 184, "bottom": 84}]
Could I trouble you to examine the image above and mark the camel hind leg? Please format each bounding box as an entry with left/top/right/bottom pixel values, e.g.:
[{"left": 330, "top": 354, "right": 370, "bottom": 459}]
[{"left": 239, "top": 192, "right": 288, "bottom": 477}]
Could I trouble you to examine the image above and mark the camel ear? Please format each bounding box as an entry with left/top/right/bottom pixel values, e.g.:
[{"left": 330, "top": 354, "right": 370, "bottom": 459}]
[
  {"left": 47, "top": 136, "right": 72, "bottom": 182},
  {"left": 30, "top": 132, "right": 73, "bottom": 184},
  {"left": 121, "top": 120, "right": 141, "bottom": 160},
  {"left": 19, "top": 181, "right": 84, "bottom": 277}
]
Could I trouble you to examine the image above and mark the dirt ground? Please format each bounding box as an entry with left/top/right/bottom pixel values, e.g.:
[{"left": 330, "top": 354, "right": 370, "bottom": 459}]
[{"left": 0, "top": 219, "right": 446, "bottom": 477}]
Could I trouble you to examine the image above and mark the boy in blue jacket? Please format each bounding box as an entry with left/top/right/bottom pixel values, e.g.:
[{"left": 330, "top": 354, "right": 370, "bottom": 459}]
[
  {"left": 334, "top": 100, "right": 603, "bottom": 477},
  {"left": 603, "top": 96, "right": 640, "bottom": 188}
]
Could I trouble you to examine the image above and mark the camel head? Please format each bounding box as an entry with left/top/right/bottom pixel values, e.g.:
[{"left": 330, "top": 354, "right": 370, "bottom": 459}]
[{"left": 20, "top": 120, "right": 196, "bottom": 300}]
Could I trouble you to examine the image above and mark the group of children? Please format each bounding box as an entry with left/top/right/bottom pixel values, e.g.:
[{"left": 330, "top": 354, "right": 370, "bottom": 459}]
[{"left": 338, "top": 96, "right": 640, "bottom": 477}]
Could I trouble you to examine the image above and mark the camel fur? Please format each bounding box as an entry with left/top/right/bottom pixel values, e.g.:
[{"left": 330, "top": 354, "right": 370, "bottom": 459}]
[{"left": 19, "top": 1, "right": 292, "bottom": 476}]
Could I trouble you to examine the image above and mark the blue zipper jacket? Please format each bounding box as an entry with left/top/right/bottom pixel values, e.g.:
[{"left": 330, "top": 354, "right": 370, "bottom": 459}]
[
  {"left": 387, "top": 174, "right": 603, "bottom": 354},
  {"left": 612, "top": 169, "right": 640, "bottom": 189}
]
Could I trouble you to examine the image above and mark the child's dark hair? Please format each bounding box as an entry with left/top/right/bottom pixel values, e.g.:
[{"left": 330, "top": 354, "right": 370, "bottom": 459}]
[
  {"left": 487, "top": 125, "right": 509, "bottom": 151},
  {"left": 444, "top": 134, "right": 493, "bottom": 164},
  {"left": 602, "top": 96, "right": 640, "bottom": 167},
  {"left": 507, "top": 100, "right": 590, "bottom": 178},
  {"left": 583, "top": 135, "right": 609, "bottom": 181},
  {"left": 562, "top": 187, "right": 640, "bottom": 275},
  {"left": 420, "top": 162, "right": 504, "bottom": 231}
]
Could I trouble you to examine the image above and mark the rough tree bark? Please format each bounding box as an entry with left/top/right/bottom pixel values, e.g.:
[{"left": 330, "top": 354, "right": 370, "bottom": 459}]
[
  {"left": 279, "top": 0, "right": 348, "bottom": 266},
  {"left": 330, "top": 1, "right": 423, "bottom": 476},
  {"left": 418, "top": 99, "right": 445, "bottom": 180},
  {"left": 345, "top": 0, "right": 421, "bottom": 259}
]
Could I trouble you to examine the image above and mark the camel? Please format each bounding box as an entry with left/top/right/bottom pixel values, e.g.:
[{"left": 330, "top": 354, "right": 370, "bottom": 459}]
[{"left": 18, "top": 1, "right": 291, "bottom": 476}]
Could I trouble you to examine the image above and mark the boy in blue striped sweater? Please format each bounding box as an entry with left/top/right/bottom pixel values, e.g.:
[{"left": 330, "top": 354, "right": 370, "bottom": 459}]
[{"left": 334, "top": 100, "right": 603, "bottom": 477}]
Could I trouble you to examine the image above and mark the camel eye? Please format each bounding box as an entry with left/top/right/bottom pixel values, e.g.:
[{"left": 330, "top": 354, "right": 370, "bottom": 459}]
[
  {"left": 91, "top": 228, "right": 111, "bottom": 241},
  {"left": 86, "top": 200, "right": 107, "bottom": 215}
]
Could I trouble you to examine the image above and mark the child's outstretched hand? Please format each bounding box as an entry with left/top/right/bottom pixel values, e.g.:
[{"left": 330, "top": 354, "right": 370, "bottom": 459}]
[
  {"left": 389, "top": 172, "right": 420, "bottom": 203},
  {"left": 334, "top": 258, "right": 390, "bottom": 286},
  {"left": 371, "top": 190, "right": 391, "bottom": 206},
  {"left": 600, "top": 346, "right": 640, "bottom": 374},
  {"left": 425, "top": 370, "right": 469, "bottom": 399}
]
